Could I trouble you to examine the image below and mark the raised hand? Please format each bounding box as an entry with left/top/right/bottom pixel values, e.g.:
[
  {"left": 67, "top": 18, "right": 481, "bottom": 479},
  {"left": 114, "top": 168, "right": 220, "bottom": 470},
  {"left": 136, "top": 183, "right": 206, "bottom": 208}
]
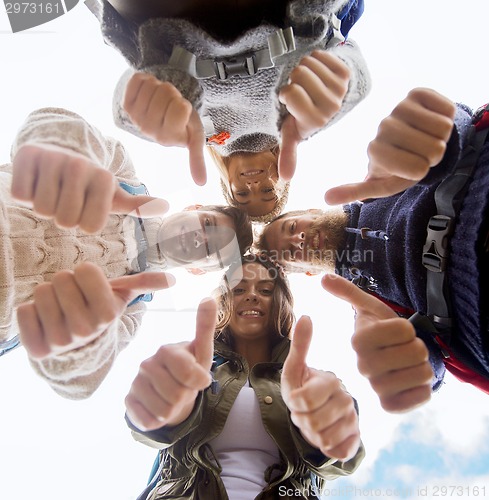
[
  {"left": 17, "top": 262, "right": 175, "bottom": 359},
  {"left": 278, "top": 51, "right": 350, "bottom": 181},
  {"left": 322, "top": 275, "right": 434, "bottom": 413},
  {"left": 281, "top": 315, "right": 361, "bottom": 461},
  {"left": 12, "top": 143, "right": 169, "bottom": 233},
  {"left": 125, "top": 298, "right": 217, "bottom": 431},
  {"left": 325, "top": 87, "right": 456, "bottom": 204},
  {"left": 123, "top": 72, "right": 207, "bottom": 185}
]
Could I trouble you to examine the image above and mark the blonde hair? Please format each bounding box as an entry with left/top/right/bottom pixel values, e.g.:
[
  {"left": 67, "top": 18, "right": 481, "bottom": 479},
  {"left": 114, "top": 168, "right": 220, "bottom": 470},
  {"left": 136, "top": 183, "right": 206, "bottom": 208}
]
[{"left": 207, "top": 146, "right": 290, "bottom": 223}]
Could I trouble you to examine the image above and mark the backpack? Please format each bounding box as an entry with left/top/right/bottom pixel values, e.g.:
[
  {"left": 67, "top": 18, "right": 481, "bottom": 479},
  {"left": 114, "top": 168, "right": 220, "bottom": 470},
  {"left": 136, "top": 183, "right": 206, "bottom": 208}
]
[{"left": 389, "top": 103, "right": 489, "bottom": 393}]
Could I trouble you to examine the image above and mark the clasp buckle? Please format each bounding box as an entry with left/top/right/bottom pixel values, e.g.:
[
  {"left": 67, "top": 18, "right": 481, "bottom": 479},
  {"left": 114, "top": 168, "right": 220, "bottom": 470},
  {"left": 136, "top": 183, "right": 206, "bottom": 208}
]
[
  {"left": 422, "top": 215, "right": 452, "bottom": 272},
  {"left": 215, "top": 53, "right": 256, "bottom": 80}
]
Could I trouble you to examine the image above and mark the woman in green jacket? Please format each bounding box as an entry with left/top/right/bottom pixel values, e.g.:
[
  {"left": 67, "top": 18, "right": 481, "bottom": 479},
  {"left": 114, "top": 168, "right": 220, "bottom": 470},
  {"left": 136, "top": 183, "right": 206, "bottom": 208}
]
[{"left": 125, "top": 253, "right": 364, "bottom": 499}]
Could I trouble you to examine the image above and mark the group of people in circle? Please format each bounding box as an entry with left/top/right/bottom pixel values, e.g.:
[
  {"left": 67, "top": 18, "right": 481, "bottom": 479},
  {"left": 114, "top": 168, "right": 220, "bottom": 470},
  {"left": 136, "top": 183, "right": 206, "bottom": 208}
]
[{"left": 2, "top": 1, "right": 489, "bottom": 499}]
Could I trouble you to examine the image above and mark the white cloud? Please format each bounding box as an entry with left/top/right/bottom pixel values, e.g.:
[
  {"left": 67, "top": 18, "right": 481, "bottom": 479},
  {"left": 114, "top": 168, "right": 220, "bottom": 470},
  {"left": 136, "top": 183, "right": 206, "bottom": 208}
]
[{"left": 404, "top": 376, "right": 489, "bottom": 457}]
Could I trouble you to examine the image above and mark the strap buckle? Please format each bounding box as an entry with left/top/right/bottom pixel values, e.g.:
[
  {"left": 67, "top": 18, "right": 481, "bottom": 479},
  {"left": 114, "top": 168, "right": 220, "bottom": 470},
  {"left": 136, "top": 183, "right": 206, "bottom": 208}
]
[
  {"left": 350, "top": 268, "right": 378, "bottom": 291},
  {"left": 168, "top": 27, "right": 296, "bottom": 80},
  {"left": 215, "top": 53, "right": 257, "bottom": 80},
  {"left": 325, "top": 13, "right": 346, "bottom": 48},
  {"left": 422, "top": 215, "right": 453, "bottom": 272}
]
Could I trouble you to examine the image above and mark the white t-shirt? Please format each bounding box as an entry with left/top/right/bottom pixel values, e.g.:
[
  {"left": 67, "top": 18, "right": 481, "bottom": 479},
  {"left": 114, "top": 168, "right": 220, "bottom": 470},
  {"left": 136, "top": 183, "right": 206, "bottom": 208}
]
[{"left": 209, "top": 380, "right": 280, "bottom": 500}]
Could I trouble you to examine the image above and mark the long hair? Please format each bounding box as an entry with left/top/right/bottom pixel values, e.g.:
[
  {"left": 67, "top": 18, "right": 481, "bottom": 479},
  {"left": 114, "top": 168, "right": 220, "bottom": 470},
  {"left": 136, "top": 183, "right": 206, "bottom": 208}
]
[
  {"left": 212, "top": 253, "right": 295, "bottom": 346},
  {"left": 206, "top": 146, "right": 290, "bottom": 223}
]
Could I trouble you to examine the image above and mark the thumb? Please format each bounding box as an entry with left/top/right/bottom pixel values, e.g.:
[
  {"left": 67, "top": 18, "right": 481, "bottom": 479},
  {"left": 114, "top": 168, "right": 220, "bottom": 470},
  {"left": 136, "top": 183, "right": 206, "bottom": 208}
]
[
  {"left": 278, "top": 116, "right": 300, "bottom": 181},
  {"left": 111, "top": 187, "right": 170, "bottom": 217},
  {"left": 325, "top": 178, "right": 416, "bottom": 205},
  {"left": 109, "top": 272, "right": 176, "bottom": 306},
  {"left": 187, "top": 110, "right": 207, "bottom": 186},
  {"left": 282, "top": 315, "right": 313, "bottom": 389},
  {"left": 321, "top": 274, "right": 396, "bottom": 319},
  {"left": 192, "top": 297, "right": 217, "bottom": 370},
  {"left": 324, "top": 182, "right": 367, "bottom": 205}
]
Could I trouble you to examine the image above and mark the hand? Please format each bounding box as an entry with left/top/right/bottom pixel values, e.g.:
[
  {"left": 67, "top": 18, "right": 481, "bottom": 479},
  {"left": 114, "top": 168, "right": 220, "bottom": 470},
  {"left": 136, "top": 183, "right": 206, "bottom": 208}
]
[
  {"left": 125, "top": 298, "right": 217, "bottom": 431},
  {"left": 278, "top": 51, "right": 350, "bottom": 181},
  {"left": 17, "top": 262, "right": 175, "bottom": 359},
  {"left": 325, "top": 87, "right": 456, "bottom": 204},
  {"left": 322, "top": 274, "right": 434, "bottom": 413},
  {"left": 123, "top": 72, "right": 207, "bottom": 185},
  {"left": 11, "top": 143, "right": 169, "bottom": 233},
  {"left": 281, "top": 315, "right": 361, "bottom": 461}
]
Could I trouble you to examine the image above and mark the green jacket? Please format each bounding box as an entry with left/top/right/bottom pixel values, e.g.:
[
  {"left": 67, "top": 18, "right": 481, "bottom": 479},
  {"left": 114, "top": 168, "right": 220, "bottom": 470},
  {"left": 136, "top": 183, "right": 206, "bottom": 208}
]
[{"left": 129, "top": 337, "right": 365, "bottom": 499}]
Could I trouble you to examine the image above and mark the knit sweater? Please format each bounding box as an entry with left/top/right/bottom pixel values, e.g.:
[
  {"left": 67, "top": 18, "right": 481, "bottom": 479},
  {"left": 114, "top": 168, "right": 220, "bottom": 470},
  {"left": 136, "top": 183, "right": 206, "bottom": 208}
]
[
  {"left": 101, "top": 0, "right": 371, "bottom": 156},
  {"left": 335, "top": 104, "right": 489, "bottom": 388},
  {"left": 1, "top": 108, "right": 166, "bottom": 399}
]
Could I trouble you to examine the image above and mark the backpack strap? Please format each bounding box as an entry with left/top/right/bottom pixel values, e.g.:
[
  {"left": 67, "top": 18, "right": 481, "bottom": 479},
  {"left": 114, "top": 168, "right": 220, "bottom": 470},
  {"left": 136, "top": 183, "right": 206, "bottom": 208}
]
[
  {"left": 137, "top": 452, "right": 165, "bottom": 500},
  {"left": 337, "top": 0, "right": 365, "bottom": 39},
  {"left": 418, "top": 104, "right": 489, "bottom": 343},
  {"left": 118, "top": 182, "right": 154, "bottom": 306},
  {"left": 0, "top": 335, "right": 21, "bottom": 357},
  {"left": 168, "top": 27, "right": 296, "bottom": 81}
]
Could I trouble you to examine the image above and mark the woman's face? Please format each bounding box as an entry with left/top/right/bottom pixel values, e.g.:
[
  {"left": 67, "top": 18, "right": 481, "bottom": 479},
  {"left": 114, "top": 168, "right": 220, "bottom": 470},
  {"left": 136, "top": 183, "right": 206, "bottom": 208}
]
[
  {"left": 227, "top": 152, "right": 279, "bottom": 217},
  {"left": 228, "top": 262, "right": 276, "bottom": 341}
]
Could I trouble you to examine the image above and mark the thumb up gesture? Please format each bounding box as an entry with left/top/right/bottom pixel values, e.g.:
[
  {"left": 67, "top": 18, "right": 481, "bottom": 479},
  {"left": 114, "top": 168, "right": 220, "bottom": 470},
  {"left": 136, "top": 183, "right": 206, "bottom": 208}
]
[
  {"left": 12, "top": 143, "right": 169, "bottom": 234},
  {"left": 123, "top": 73, "right": 207, "bottom": 186},
  {"left": 322, "top": 274, "right": 434, "bottom": 412},
  {"left": 125, "top": 298, "right": 217, "bottom": 431},
  {"left": 325, "top": 88, "right": 456, "bottom": 204},
  {"left": 17, "top": 262, "right": 175, "bottom": 359},
  {"left": 281, "top": 316, "right": 361, "bottom": 461}
]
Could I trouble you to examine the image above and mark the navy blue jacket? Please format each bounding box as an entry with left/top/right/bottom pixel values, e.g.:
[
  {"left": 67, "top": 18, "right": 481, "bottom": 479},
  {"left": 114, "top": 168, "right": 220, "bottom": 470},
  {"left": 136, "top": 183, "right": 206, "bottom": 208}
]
[{"left": 336, "top": 104, "right": 489, "bottom": 389}]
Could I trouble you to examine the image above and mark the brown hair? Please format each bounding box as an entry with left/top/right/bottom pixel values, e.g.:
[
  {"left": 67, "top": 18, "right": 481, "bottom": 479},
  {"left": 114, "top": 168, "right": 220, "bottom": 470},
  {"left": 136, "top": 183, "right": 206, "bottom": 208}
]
[
  {"left": 206, "top": 146, "right": 290, "bottom": 223},
  {"left": 213, "top": 253, "right": 295, "bottom": 346}
]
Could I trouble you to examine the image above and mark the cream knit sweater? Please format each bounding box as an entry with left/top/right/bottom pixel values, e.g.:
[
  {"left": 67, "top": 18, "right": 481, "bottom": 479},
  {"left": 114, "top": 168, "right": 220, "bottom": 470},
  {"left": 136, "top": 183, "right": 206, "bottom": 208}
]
[{"left": 1, "top": 107, "right": 165, "bottom": 399}]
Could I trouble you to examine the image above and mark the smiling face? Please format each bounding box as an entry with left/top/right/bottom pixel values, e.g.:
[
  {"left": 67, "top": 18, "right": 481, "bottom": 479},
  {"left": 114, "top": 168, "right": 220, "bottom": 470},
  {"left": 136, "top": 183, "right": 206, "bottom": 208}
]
[
  {"left": 158, "top": 210, "right": 239, "bottom": 270},
  {"left": 261, "top": 209, "right": 348, "bottom": 272},
  {"left": 227, "top": 152, "right": 280, "bottom": 217},
  {"left": 227, "top": 262, "right": 276, "bottom": 342}
]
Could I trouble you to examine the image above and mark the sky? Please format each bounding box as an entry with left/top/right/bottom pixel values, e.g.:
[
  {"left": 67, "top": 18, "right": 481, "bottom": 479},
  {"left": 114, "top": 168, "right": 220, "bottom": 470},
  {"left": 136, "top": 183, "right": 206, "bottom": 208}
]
[{"left": 1, "top": 1, "right": 489, "bottom": 499}]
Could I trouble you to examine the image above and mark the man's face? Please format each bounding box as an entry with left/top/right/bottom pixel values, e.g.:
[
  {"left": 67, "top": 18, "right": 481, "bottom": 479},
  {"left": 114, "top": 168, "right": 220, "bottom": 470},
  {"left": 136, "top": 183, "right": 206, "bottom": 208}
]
[
  {"left": 158, "top": 210, "right": 239, "bottom": 270},
  {"left": 266, "top": 212, "right": 324, "bottom": 263},
  {"left": 263, "top": 210, "right": 338, "bottom": 270}
]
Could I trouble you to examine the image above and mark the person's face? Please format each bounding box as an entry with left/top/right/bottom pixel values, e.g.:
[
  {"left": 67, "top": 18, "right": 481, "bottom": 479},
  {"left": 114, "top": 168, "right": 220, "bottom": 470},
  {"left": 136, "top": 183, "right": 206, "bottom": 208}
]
[
  {"left": 158, "top": 210, "right": 238, "bottom": 269},
  {"left": 263, "top": 211, "right": 330, "bottom": 268},
  {"left": 227, "top": 152, "right": 279, "bottom": 217},
  {"left": 228, "top": 263, "right": 275, "bottom": 341}
]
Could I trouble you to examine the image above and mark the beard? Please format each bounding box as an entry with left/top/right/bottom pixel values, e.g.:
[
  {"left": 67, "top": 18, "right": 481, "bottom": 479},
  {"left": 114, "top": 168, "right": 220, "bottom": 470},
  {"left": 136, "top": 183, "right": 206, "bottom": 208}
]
[{"left": 301, "top": 209, "right": 348, "bottom": 271}]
